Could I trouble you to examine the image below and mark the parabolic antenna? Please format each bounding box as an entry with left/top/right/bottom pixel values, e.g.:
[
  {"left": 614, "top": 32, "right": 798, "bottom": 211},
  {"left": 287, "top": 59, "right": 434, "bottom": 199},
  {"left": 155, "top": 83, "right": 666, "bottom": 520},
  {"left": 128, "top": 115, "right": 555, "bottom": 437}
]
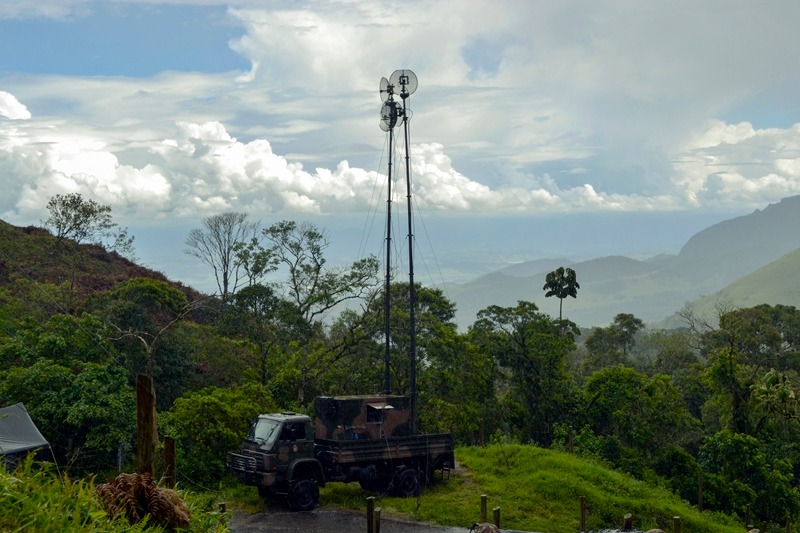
[
  {"left": 379, "top": 100, "right": 399, "bottom": 132},
  {"left": 379, "top": 77, "right": 392, "bottom": 99},
  {"left": 389, "top": 69, "right": 417, "bottom": 99}
]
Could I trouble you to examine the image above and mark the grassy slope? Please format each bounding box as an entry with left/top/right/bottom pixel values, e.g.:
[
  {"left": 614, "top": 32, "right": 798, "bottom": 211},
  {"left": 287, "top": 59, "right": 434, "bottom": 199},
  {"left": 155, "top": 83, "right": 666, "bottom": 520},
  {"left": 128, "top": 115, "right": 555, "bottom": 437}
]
[{"left": 320, "top": 444, "right": 744, "bottom": 533}]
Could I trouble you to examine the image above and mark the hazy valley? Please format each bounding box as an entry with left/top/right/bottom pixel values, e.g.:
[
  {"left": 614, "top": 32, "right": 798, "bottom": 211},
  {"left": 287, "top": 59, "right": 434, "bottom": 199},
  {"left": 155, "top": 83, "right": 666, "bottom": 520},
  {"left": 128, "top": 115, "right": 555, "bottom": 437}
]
[{"left": 446, "top": 195, "right": 800, "bottom": 329}]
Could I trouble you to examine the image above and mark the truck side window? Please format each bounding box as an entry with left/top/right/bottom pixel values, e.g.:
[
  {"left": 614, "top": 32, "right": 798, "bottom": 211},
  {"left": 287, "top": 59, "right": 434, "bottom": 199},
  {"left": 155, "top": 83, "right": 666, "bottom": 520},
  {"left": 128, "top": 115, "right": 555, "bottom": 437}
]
[{"left": 280, "top": 423, "right": 298, "bottom": 441}]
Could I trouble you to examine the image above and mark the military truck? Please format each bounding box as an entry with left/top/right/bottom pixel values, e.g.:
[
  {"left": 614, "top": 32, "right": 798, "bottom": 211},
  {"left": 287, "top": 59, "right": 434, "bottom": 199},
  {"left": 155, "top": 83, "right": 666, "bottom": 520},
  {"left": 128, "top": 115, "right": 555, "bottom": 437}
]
[{"left": 227, "top": 395, "right": 455, "bottom": 511}]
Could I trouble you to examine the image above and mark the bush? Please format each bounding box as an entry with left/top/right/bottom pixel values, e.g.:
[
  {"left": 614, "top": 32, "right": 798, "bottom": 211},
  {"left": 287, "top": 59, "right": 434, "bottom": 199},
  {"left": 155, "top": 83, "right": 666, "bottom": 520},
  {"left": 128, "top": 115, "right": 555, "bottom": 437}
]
[{"left": 160, "top": 383, "right": 277, "bottom": 486}]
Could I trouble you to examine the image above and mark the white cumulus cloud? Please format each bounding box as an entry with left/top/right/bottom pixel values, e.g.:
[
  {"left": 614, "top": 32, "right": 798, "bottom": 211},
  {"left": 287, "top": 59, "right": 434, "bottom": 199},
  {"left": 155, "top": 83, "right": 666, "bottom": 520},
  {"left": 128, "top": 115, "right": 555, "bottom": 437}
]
[{"left": 0, "top": 92, "right": 31, "bottom": 120}]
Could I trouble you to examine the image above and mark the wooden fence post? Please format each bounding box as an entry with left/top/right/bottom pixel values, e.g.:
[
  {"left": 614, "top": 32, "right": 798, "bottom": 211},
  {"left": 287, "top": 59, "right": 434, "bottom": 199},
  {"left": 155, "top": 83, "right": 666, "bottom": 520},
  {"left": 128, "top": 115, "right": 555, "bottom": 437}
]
[
  {"left": 163, "top": 436, "right": 175, "bottom": 489},
  {"left": 493, "top": 507, "right": 501, "bottom": 528},
  {"left": 672, "top": 515, "right": 681, "bottom": 533},
  {"left": 697, "top": 475, "right": 703, "bottom": 512},
  {"left": 136, "top": 374, "right": 158, "bottom": 474},
  {"left": 622, "top": 513, "right": 633, "bottom": 530},
  {"left": 579, "top": 496, "right": 587, "bottom": 532},
  {"left": 481, "top": 494, "right": 487, "bottom": 523},
  {"left": 375, "top": 507, "right": 381, "bottom": 533},
  {"left": 367, "top": 496, "right": 375, "bottom": 533}
]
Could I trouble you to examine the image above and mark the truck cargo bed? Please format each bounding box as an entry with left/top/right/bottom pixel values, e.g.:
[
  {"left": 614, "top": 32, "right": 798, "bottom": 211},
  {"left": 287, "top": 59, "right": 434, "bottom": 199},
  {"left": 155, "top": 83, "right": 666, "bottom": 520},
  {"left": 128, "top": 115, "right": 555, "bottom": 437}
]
[{"left": 315, "top": 433, "right": 454, "bottom": 465}]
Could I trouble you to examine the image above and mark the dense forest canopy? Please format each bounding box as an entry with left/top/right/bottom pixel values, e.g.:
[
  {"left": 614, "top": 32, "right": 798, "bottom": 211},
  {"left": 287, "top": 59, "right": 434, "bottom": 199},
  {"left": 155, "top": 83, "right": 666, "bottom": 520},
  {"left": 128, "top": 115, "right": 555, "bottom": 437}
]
[{"left": 2, "top": 196, "right": 800, "bottom": 527}]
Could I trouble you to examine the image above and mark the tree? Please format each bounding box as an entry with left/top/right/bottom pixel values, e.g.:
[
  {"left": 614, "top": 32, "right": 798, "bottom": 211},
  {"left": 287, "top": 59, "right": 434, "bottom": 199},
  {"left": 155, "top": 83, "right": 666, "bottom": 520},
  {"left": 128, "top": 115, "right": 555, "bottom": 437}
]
[
  {"left": 91, "top": 277, "right": 199, "bottom": 474},
  {"left": 160, "top": 383, "right": 276, "bottom": 485},
  {"left": 0, "top": 359, "right": 135, "bottom": 474},
  {"left": 700, "top": 430, "right": 800, "bottom": 524},
  {"left": 43, "top": 192, "right": 134, "bottom": 257},
  {"left": 263, "top": 220, "right": 381, "bottom": 324},
  {"left": 543, "top": 266, "right": 580, "bottom": 323},
  {"left": 583, "top": 313, "right": 645, "bottom": 374},
  {"left": 469, "top": 300, "right": 576, "bottom": 444},
  {"left": 700, "top": 304, "right": 800, "bottom": 435},
  {"left": 364, "top": 282, "right": 460, "bottom": 396},
  {"left": 185, "top": 212, "right": 258, "bottom": 302},
  {"left": 220, "top": 284, "right": 308, "bottom": 386},
  {"left": 582, "top": 366, "right": 699, "bottom": 463}
]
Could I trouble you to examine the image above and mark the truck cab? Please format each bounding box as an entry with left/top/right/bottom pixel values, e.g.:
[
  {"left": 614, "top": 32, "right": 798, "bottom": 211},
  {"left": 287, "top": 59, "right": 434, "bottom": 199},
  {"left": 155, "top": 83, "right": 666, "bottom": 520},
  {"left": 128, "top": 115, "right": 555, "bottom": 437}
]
[{"left": 229, "top": 412, "right": 322, "bottom": 511}]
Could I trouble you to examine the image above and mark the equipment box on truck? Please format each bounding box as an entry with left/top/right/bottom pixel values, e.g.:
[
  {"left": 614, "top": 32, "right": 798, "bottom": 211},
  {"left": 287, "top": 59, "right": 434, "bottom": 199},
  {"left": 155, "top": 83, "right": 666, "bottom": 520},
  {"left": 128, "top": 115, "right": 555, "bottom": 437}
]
[{"left": 227, "top": 395, "right": 454, "bottom": 510}]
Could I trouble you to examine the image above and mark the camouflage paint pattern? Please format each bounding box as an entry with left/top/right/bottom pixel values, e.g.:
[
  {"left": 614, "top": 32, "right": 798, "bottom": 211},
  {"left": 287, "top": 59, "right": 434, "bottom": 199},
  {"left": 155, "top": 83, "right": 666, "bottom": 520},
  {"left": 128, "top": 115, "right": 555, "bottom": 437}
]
[{"left": 314, "top": 395, "right": 413, "bottom": 440}]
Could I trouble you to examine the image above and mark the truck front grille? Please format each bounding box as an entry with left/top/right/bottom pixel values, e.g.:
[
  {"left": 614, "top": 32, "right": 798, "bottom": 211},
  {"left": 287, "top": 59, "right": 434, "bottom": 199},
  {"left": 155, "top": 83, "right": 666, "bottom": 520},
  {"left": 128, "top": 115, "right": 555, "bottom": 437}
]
[{"left": 227, "top": 452, "right": 257, "bottom": 473}]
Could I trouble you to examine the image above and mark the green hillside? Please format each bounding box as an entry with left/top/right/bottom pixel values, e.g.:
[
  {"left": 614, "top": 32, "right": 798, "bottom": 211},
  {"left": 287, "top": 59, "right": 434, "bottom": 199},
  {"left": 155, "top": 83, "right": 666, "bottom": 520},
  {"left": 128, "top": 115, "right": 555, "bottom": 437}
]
[
  {"left": 660, "top": 248, "right": 800, "bottom": 328},
  {"left": 320, "top": 443, "right": 745, "bottom": 533}
]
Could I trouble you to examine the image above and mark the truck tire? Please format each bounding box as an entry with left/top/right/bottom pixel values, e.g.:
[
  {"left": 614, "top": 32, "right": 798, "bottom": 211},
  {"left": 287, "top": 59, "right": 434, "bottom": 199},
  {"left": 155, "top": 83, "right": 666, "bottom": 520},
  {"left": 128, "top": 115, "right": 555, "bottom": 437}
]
[
  {"left": 287, "top": 479, "right": 319, "bottom": 512},
  {"left": 392, "top": 467, "right": 420, "bottom": 497}
]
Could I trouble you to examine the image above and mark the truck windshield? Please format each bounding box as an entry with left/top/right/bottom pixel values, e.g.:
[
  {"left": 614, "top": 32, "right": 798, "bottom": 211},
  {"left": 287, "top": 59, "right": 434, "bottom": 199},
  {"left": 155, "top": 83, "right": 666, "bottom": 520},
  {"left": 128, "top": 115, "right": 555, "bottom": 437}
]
[{"left": 246, "top": 418, "right": 281, "bottom": 450}]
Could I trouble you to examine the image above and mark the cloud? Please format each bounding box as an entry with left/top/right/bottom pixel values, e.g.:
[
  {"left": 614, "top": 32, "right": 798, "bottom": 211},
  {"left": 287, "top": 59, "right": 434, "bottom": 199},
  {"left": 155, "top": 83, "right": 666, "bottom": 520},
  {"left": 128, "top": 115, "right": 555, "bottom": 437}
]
[
  {"left": 675, "top": 121, "right": 800, "bottom": 207},
  {"left": 2, "top": 0, "right": 800, "bottom": 229},
  {"left": 0, "top": 92, "right": 31, "bottom": 120}
]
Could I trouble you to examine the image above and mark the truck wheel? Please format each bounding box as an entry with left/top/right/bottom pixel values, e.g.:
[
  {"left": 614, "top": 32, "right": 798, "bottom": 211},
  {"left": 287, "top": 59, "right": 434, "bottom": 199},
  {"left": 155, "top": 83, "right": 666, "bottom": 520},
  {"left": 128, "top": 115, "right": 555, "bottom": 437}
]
[
  {"left": 287, "top": 479, "right": 319, "bottom": 512},
  {"left": 392, "top": 468, "right": 420, "bottom": 497}
]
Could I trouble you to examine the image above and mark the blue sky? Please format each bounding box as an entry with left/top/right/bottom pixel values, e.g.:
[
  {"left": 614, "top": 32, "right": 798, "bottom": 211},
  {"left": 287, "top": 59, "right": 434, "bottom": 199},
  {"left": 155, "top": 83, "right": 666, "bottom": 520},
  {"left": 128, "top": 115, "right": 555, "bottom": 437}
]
[{"left": 1, "top": 0, "right": 800, "bottom": 293}]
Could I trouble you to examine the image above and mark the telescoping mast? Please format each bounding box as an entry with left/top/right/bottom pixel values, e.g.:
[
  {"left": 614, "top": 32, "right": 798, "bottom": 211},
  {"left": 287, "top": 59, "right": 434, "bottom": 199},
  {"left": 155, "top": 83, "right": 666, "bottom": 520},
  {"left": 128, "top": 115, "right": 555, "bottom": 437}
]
[{"left": 378, "top": 69, "right": 418, "bottom": 432}]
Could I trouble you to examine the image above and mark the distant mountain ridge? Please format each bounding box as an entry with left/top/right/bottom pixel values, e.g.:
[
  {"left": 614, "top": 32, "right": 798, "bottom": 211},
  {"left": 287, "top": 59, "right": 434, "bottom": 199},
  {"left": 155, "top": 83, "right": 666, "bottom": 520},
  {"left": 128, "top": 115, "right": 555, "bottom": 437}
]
[{"left": 446, "top": 195, "right": 800, "bottom": 329}]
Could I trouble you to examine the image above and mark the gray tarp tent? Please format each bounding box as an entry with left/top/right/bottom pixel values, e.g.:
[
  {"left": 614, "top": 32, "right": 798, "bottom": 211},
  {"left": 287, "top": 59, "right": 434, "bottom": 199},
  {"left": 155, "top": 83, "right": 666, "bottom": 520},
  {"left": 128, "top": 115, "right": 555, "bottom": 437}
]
[{"left": 0, "top": 402, "right": 49, "bottom": 458}]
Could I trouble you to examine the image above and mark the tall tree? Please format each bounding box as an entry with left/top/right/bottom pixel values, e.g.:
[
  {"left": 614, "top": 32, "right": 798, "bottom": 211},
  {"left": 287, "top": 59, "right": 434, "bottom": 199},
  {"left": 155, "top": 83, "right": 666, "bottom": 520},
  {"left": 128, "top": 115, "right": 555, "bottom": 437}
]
[
  {"left": 185, "top": 212, "right": 258, "bottom": 302},
  {"left": 543, "top": 266, "right": 580, "bottom": 323},
  {"left": 263, "top": 220, "right": 380, "bottom": 324},
  {"left": 469, "top": 300, "right": 576, "bottom": 444}
]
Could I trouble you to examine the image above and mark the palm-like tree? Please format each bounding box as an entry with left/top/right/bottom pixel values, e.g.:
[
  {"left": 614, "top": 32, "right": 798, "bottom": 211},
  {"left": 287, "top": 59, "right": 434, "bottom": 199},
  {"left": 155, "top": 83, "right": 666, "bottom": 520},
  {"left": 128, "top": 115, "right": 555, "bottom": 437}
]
[{"left": 543, "top": 266, "right": 580, "bottom": 322}]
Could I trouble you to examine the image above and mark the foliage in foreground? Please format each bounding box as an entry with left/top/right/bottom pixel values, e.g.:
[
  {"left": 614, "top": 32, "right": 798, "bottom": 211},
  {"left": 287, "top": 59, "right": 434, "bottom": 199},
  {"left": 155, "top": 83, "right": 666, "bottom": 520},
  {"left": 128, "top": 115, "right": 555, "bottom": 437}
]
[
  {"left": 320, "top": 443, "right": 745, "bottom": 533},
  {"left": 0, "top": 458, "right": 229, "bottom": 533}
]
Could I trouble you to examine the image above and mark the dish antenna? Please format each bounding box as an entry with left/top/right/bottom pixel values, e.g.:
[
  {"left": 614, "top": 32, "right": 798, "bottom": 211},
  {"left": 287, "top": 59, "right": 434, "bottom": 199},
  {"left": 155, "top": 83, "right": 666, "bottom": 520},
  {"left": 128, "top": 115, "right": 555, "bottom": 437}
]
[
  {"left": 378, "top": 68, "right": 418, "bottom": 432},
  {"left": 389, "top": 69, "right": 418, "bottom": 99},
  {"left": 379, "top": 100, "right": 400, "bottom": 132}
]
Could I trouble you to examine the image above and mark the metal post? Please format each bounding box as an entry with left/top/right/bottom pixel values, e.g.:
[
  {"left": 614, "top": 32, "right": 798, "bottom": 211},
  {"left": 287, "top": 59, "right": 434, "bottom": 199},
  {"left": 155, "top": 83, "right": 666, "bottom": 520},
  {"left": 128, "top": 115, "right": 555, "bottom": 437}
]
[
  {"left": 401, "top": 95, "right": 417, "bottom": 433},
  {"left": 382, "top": 124, "right": 393, "bottom": 395}
]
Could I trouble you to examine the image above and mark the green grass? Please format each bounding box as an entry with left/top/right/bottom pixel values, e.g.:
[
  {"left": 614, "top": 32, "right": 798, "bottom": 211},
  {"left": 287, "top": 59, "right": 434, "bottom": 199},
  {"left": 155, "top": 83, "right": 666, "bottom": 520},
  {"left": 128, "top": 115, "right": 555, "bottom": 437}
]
[
  {"left": 320, "top": 443, "right": 746, "bottom": 533},
  {"left": 0, "top": 459, "right": 230, "bottom": 532},
  {"left": 2, "top": 445, "right": 755, "bottom": 532}
]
